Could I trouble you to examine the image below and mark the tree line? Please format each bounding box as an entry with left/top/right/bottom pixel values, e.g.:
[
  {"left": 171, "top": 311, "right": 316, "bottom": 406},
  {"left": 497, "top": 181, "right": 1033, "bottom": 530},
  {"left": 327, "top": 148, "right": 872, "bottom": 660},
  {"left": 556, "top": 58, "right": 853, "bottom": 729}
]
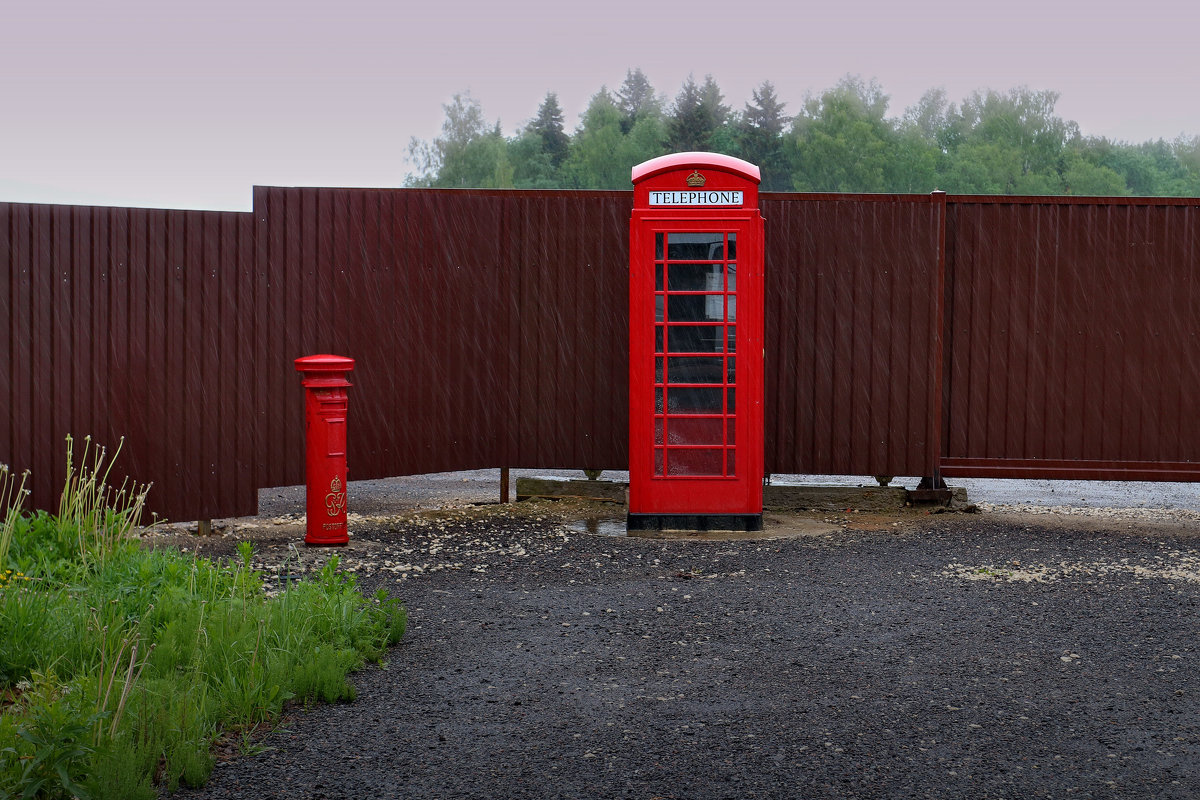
[{"left": 406, "top": 69, "right": 1200, "bottom": 197}]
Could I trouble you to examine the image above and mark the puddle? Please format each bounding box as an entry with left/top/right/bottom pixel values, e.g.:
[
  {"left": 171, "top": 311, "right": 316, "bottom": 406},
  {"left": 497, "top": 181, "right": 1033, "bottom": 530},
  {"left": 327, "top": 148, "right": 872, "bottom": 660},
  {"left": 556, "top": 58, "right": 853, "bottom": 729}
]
[
  {"left": 566, "top": 515, "right": 841, "bottom": 540},
  {"left": 566, "top": 518, "right": 629, "bottom": 537}
]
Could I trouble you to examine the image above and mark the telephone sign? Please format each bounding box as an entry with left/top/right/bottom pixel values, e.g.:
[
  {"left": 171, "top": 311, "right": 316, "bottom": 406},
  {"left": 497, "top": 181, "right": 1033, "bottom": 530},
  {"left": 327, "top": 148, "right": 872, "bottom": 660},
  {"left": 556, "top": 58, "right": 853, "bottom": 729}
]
[{"left": 628, "top": 153, "right": 765, "bottom": 532}]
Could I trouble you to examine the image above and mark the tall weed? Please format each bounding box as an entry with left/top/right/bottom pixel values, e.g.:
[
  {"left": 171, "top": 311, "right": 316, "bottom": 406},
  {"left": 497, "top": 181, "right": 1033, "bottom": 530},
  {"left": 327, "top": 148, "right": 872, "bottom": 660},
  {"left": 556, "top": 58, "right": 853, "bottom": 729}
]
[
  {"left": 56, "top": 435, "right": 151, "bottom": 567},
  {"left": 0, "top": 463, "right": 30, "bottom": 570}
]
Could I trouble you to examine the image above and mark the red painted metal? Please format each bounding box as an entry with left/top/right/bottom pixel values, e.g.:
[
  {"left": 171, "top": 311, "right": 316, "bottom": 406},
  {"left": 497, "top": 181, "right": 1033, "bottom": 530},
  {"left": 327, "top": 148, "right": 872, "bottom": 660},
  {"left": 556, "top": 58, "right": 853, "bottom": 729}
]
[
  {"left": 632, "top": 152, "right": 762, "bottom": 184},
  {"left": 629, "top": 154, "right": 765, "bottom": 522},
  {"left": 295, "top": 355, "right": 354, "bottom": 546}
]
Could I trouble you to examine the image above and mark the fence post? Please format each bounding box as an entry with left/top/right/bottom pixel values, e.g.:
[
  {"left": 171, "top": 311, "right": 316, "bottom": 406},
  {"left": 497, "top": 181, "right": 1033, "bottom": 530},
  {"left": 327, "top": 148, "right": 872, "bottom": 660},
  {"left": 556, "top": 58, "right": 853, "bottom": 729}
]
[{"left": 922, "top": 190, "right": 948, "bottom": 491}]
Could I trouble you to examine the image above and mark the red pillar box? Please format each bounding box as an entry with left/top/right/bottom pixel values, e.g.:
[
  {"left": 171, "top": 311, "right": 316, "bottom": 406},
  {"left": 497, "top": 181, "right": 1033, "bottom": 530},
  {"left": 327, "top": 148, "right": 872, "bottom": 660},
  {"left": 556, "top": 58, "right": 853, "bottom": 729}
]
[
  {"left": 295, "top": 355, "right": 355, "bottom": 546},
  {"left": 628, "top": 153, "right": 765, "bottom": 533}
]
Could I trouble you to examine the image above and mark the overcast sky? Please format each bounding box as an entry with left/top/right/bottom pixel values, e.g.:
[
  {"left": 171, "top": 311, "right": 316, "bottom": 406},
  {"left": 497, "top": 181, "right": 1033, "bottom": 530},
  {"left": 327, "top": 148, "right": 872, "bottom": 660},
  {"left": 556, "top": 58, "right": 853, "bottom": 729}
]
[{"left": 3, "top": 0, "right": 1197, "bottom": 210}]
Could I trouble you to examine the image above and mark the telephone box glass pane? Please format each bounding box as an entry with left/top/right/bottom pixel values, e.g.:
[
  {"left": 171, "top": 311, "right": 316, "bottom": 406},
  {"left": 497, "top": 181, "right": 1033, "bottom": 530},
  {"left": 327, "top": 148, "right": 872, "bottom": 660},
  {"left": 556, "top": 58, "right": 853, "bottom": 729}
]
[
  {"left": 655, "top": 294, "right": 664, "bottom": 322},
  {"left": 726, "top": 418, "right": 736, "bottom": 444},
  {"left": 727, "top": 296, "right": 736, "bottom": 322},
  {"left": 667, "top": 449, "right": 723, "bottom": 476},
  {"left": 726, "top": 357, "right": 736, "bottom": 383},
  {"left": 655, "top": 326, "right": 663, "bottom": 353},
  {"left": 728, "top": 264, "right": 736, "bottom": 292},
  {"left": 655, "top": 233, "right": 663, "bottom": 259},
  {"left": 667, "top": 356, "right": 723, "bottom": 385},
  {"left": 655, "top": 357, "right": 664, "bottom": 383},
  {"left": 726, "top": 388, "right": 736, "bottom": 413},
  {"left": 667, "top": 294, "right": 723, "bottom": 323},
  {"left": 726, "top": 449, "right": 737, "bottom": 476},
  {"left": 667, "top": 417, "right": 724, "bottom": 446},
  {"left": 667, "top": 263, "right": 719, "bottom": 292},
  {"left": 668, "top": 387, "right": 723, "bottom": 414},
  {"left": 655, "top": 388, "right": 664, "bottom": 413},
  {"left": 655, "top": 419, "right": 664, "bottom": 445},
  {"left": 727, "top": 234, "right": 737, "bottom": 259},
  {"left": 726, "top": 326, "right": 736, "bottom": 352},
  {"left": 667, "top": 232, "right": 724, "bottom": 260},
  {"left": 667, "top": 325, "right": 722, "bottom": 353},
  {"left": 655, "top": 264, "right": 664, "bottom": 291},
  {"left": 654, "top": 448, "right": 664, "bottom": 476}
]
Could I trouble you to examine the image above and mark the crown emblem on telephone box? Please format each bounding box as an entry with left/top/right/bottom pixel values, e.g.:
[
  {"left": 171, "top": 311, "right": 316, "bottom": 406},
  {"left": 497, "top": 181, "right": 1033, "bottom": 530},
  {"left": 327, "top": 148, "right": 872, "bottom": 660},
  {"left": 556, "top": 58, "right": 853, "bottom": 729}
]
[{"left": 685, "top": 170, "right": 706, "bottom": 187}]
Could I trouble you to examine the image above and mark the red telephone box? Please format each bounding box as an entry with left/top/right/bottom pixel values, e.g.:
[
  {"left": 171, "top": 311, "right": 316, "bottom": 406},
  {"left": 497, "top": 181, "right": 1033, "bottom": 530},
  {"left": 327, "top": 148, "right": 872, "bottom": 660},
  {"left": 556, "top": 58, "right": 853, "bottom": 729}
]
[{"left": 628, "top": 152, "right": 765, "bottom": 532}]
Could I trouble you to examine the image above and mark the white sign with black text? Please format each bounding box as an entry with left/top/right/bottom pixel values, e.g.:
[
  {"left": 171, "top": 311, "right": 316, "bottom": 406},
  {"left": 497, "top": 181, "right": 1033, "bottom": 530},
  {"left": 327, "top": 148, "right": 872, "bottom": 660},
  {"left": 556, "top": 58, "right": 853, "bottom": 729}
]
[{"left": 648, "top": 190, "right": 743, "bottom": 206}]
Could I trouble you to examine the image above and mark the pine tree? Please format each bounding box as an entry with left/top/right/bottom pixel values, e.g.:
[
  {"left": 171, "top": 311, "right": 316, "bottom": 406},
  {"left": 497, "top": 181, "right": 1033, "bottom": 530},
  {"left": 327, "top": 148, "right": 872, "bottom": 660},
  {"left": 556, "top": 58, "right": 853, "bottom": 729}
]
[
  {"left": 667, "top": 74, "right": 730, "bottom": 152},
  {"left": 739, "top": 80, "right": 790, "bottom": 189},
  {"left": 616, "top": 68, "right": 660, "bottom": 133},
  {"left": 698, "top": 74, "right": 731, "bottom": 134},
  {"left": 743, "top": 81, "right": 788, "bottom": 137},
  {"left": 667, "top": 75, "right": 706, "bottom": 152},
  {"left": 529, "top": 92, "right": 569, "bottom": 168}
]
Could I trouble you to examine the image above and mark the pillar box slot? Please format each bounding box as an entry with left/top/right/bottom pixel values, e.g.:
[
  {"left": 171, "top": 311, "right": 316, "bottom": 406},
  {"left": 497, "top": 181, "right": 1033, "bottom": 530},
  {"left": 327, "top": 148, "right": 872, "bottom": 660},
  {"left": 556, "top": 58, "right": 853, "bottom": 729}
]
[
  {"left": 295, "top": 354, "right": 355, "bottom": 546},
  {"left": 628, "top": 153, "right": 765, "bottom": 532}
]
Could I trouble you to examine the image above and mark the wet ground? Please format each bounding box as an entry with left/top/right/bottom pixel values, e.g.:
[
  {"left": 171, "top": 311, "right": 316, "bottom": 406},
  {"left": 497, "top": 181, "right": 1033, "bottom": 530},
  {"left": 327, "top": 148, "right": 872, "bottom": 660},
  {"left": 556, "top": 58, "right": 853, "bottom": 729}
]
[{"left": 158, "top": 474, "right": 1200, "bottom": 799}]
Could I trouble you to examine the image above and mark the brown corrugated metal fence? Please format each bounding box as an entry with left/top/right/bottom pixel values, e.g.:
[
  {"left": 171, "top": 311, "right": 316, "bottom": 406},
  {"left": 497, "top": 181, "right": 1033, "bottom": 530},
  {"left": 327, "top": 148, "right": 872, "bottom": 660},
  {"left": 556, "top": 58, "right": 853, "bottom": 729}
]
[
  {"left": 3, "top": 190, "right": 1199, "bottom": 522},
  {"left": 249, "top": 187, "right": 632, "bottom": 497},
  {"left": 1, "top": 202, "right": 257, "bottom": 521},
  {"left": 762, "top": 193, "right": 944, "bottom": 478},
  {"left": 942, "top": 196, "right": 1200, "bottom": 480}
]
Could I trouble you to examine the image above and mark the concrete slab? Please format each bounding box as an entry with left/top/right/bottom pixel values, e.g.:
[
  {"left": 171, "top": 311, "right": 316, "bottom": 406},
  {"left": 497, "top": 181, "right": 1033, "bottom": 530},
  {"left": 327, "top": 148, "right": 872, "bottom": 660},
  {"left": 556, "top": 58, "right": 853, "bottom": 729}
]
[{"left": 515, "top": 475, "right": 968, "bottom": 512}]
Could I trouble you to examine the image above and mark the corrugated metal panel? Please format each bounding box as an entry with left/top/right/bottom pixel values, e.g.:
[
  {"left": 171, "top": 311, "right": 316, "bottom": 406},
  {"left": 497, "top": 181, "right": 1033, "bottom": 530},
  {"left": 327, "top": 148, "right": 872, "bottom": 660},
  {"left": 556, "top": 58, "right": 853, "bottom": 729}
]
[
  {"left": 942, "top": 197, "right": 1200, "bottom": 479},
  {"left": 251, "top": 188, "right": 633, "bottom": 490},
  {"left": 0, "top": 202, "right": 257, "bottom": 521},
  {"left": 510, "top": 191, "right": 630, "bottom": 470},
  {"left": 762, "top": 193, "right": 944, "bottom": 478}
]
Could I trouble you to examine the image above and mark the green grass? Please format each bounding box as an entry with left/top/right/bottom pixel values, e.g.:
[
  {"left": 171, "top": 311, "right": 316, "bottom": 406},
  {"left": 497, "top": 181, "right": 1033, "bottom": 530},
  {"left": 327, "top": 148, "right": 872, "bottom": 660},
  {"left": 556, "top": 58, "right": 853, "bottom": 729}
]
[{"left": 0, "top": 441, "right": 406, "bottom": 799}]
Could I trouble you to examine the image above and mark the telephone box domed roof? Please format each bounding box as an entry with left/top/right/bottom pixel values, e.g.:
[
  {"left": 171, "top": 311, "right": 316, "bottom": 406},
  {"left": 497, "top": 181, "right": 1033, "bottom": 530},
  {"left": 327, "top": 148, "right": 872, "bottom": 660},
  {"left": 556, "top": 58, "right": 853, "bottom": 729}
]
[{"left": 631, "top": 152, "right": 760, "bottom": 184}]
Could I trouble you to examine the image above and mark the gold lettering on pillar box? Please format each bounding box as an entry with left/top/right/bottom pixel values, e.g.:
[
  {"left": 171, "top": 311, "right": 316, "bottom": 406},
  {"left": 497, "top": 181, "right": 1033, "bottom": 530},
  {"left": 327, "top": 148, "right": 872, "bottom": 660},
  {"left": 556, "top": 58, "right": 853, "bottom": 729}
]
[{"left": 325, "top": 475, "right": 347, "bottom": 516}]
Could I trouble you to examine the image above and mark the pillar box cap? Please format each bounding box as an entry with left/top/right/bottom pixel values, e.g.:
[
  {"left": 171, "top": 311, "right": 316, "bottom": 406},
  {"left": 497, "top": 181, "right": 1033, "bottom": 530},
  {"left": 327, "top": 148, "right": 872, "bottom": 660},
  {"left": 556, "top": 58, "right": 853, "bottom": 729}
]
[{"left": 295, "top": 354, "right": 355, "bottom": 387}]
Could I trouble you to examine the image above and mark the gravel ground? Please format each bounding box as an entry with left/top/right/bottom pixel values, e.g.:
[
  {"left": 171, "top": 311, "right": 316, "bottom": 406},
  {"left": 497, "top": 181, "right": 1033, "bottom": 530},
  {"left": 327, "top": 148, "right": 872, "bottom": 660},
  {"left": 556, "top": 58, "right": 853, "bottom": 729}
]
[
  {"left": 157, "top": 476, "right": 1200, "bottom": 800},
  {"left": 248, "top": 470, "right": 1200, "bottom": 519}
]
